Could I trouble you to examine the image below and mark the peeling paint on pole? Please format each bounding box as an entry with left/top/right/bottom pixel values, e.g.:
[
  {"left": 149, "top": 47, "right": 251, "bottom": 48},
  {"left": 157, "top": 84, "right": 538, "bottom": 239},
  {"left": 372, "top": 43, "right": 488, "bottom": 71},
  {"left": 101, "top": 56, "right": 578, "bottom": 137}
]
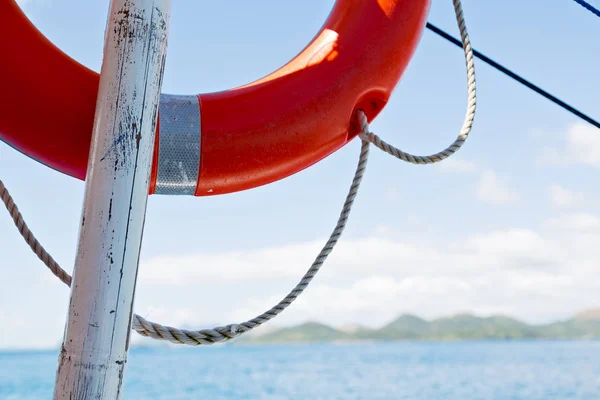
[{"left": 53, "top": 1, "right": 170, "bottom": 398}]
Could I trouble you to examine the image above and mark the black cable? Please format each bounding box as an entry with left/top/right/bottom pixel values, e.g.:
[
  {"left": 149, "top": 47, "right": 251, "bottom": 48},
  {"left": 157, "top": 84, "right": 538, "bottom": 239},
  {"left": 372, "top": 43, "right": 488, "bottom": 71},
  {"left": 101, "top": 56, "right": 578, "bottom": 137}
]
[
  {"left": 572, "top": 0, "right": 600, "bottom": 18},
  {"left": 425, "top": 22, "right": 600, "bottom": 130}
]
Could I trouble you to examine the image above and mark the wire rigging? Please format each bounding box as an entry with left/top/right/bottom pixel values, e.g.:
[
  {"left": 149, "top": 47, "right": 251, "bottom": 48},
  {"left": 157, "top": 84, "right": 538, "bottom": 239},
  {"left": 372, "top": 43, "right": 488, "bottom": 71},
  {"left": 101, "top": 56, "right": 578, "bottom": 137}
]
[
  {"left": 425, "top": 22, "right": 600, "bottom": 130},
  {"left": 571, "top": 0, "right": 600, "bottom": 18}
]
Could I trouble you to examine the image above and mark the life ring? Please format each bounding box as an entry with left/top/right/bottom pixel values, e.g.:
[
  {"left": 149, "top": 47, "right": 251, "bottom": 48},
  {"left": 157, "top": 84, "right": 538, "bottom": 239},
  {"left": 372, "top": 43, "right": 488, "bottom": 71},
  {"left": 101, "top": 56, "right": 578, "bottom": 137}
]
[{"left": 0, "top": 0, "right": 430, "bottom": 196}]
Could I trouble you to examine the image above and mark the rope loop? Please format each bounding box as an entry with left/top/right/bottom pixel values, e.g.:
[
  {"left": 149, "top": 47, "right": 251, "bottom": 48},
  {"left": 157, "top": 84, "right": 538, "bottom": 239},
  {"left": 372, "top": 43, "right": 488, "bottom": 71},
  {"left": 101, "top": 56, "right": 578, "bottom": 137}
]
[{"left": 361, "top": 0, "right": 476, "bottom": 165}]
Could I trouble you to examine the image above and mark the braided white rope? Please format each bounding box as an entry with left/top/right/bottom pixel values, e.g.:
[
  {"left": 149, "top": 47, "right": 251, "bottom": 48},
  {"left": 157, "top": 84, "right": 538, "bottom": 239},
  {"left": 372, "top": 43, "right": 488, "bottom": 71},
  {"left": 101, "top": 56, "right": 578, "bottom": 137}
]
[
  {"left": 361, "top": 0, "right": 476, "bottom": 164},
  {"left": 0, "top": 123, "right": 369, "bottom": 345},
  {"left": 0, "top": 180, "right": 73, "bottom": 287},
  {"left": 135, "top": 129, "right": 370, "bottom": 345},
  {"left": 1, "top": 0, "right": 475, "bottom": 345}
]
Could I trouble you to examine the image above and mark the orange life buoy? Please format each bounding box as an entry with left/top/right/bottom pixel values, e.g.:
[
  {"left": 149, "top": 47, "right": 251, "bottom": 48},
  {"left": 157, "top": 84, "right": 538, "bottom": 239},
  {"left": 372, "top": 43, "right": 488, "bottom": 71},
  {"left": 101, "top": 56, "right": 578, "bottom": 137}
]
[{"left": 0, "top": 0, "right": 430, "bottom": 196}]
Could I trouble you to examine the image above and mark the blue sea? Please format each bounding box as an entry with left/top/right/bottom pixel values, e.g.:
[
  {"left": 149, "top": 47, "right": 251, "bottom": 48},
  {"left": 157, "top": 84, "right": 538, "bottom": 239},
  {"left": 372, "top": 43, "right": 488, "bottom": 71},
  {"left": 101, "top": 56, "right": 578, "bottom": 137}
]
[{"left": 1, "top": 341, "right": 600, "bottom": 399}]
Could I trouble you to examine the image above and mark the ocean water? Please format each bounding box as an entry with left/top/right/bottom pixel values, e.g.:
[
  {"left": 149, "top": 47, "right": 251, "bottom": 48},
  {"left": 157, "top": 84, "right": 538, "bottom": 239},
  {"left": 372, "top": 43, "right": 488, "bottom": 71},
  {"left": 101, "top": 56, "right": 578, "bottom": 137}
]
[{"left": 1, "top": 341, "right": 600, "bottom": 399}]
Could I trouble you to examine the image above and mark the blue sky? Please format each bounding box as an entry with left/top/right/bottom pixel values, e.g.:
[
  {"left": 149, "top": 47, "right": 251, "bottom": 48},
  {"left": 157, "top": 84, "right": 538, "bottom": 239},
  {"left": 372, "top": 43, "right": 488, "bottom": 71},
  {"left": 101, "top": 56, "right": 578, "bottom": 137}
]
[{"left": 1, "top": 0, "right": 599, "bottom": 349}]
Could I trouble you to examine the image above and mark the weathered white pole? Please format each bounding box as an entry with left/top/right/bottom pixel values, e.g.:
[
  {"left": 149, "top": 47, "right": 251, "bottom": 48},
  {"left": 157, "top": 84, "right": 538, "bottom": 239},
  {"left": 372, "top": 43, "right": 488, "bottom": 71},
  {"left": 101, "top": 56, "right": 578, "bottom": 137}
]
[{"left": 53, "top": 1, "right": 170, "bottom": 398}]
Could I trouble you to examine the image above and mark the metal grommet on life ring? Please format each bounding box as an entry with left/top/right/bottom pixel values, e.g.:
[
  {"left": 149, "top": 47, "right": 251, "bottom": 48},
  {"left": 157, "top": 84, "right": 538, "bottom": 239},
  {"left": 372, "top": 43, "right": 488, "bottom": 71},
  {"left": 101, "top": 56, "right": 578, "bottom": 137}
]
[{"left": 0, "top": 0, "right": 430, "bottom": 196}]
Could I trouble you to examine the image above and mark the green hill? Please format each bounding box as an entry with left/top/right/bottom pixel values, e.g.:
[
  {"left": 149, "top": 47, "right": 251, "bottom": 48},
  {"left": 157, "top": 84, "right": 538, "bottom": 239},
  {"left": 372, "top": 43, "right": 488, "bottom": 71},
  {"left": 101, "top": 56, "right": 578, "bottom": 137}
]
[
  {"left": 237, "top": 309, "right": 600, "bottom": 344},
  {"left": 244, "top": 322, "right": 347, "bottom": 343},
  {"left": 374, "top": 314, "right": 429, "bottom": 340},
  {"left": 538, "top": 310, "right": 600, "bottom": 339},
  {"left": 427, "top": 314, "right": 539, "bottom": 340}
]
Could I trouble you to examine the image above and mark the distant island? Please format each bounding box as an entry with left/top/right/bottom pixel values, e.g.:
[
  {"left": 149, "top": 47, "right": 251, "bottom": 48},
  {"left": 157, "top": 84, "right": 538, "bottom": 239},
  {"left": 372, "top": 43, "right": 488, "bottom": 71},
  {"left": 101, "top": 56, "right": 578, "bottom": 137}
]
[{"left": 235, "top": 309, "right": 600, "bottom": 344}]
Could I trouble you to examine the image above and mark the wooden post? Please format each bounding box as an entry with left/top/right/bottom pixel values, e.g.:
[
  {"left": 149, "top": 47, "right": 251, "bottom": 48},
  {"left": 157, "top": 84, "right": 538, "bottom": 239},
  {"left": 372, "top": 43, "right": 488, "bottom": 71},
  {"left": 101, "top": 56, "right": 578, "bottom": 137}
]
[{"left": 53, "top": 0, "right": 170, "bottom": 398}]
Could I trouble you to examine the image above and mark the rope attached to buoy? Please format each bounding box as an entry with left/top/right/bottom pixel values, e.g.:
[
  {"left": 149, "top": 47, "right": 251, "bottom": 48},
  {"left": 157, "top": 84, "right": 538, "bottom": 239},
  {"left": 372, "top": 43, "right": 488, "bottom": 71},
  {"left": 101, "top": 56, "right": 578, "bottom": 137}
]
[{"left": 1, "top": 0, "right": 475, "bottom": 345}]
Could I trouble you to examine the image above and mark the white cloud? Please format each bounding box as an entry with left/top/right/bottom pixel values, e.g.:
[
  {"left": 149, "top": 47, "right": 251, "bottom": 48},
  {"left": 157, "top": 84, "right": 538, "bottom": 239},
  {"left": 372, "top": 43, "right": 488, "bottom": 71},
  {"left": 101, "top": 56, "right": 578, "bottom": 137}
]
[
  {"left": 461, "top": 229, "right": 550, "bottom": 262},
  {"left": 140, "top": 242, "right": 320, "bottom": 285},
  {"left": 4, "top": 211, "right": 600, "bottom": 349},
  {"left": 544, "top": 213, "right": 600, "bottom": 234},
  {"left": 475, "top": 170, "right": 519, "bottom": 205},
  {"left": 538, "top": 123, "right": 600, "bottom": 167},
  {"left": 437, "top": 158, "right": 477, "bottom": 173},
  {"left": 132, "top": 213, "right": 600, "bottom": 332},
  {"left": 548, "top": 184, "right": 585, "bottom": 208},
  {"left": 567, "top": 124, "right": 600, "bottom": 166}
]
